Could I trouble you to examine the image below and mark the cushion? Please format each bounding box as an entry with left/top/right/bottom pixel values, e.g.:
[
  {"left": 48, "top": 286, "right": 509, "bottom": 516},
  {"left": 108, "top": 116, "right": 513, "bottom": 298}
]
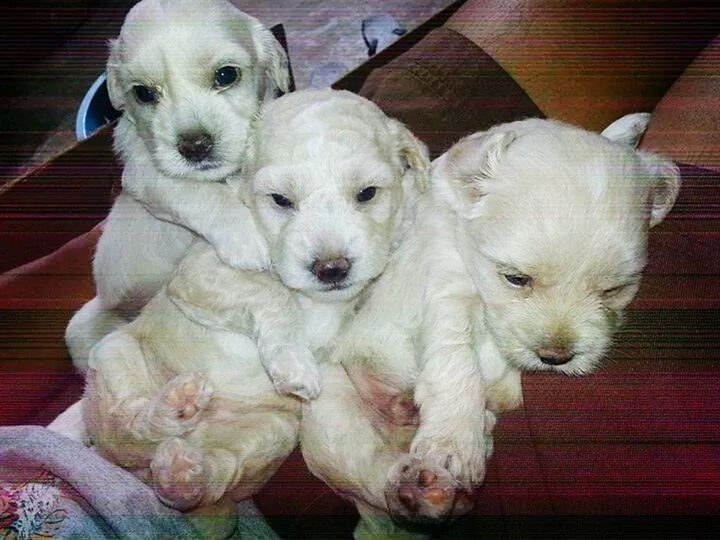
[
  {"left": 641, "top": 35, "right": 720, "bottom": 172},
  {"left": 0, "top": 127, "right": 117, "bottom": 273},
  {"left": 446, "top": 0, "right": 720, "bottom": 131},
  {"left": 358, "top": 27, "right": 543, "bottom": 158}
]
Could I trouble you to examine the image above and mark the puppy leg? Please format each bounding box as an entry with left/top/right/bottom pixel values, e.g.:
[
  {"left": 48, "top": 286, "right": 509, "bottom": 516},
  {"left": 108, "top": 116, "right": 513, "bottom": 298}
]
[
  {"left": 122, "top": 172, "right": 270, "bottom": 270},
  {"left": 301, "top": 365, "right": 467, "bottom": 526},
  {"left": 301, "top": 365, "right": 401, "bottom": 510},
  {"left": 152, "top": 408, "right": 299, "bottom": 510},
  {"left": 65, "top": 296, "right": 130, "bottom": 371},
  {"left": 85, "top": 331, "right": 212, "bottom": 465},
  {"left": 94, "top": 194, "right": 195, "bottom": 308},
  {"left": 168, "top": 245, "right": 320, "bottom": 400},
  {"left": 486, "top": 368, "right": 523, "bottom": 413},
  {"left": 46, "top": 400, "right": 88, "bottom": 444},
  {"left": 412, "top": 290, "right": 488, "bottom": 488}
]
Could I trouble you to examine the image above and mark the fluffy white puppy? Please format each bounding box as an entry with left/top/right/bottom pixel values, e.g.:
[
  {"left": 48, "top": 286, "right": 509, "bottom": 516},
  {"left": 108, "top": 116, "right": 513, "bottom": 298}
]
[
  {"left": 301, "top": 114, "right": 679, "bottom": 535},
  {"left": 65, "top": 0, "right": 290, "bottom": 369},
  {"left": 83, "top": 88, "right": 430, "bottom": 511}
]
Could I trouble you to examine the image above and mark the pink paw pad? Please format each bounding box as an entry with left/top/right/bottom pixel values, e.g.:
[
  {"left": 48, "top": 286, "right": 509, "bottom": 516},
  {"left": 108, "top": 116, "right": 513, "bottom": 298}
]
[{"left": 385, "top": 455, "right": 473, "bottom": 525}]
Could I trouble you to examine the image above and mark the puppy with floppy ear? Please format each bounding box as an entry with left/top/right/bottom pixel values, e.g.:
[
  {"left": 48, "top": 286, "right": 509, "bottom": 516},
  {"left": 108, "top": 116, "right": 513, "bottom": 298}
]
[
  {"left": 301, "top": 113, "right": 680, "bottom": 536},
  {"left": 79, "top": 89, "right": 431, "bottom": 511},
  {"left": 65, "top": 0, "right": 290, "bottom": 370}
]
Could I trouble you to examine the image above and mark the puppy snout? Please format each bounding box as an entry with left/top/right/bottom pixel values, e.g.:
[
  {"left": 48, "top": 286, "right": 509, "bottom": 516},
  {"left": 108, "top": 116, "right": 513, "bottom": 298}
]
[
  {"left": 536, "top": 346, "right": 574, "bottom": 366},
  {"left": 312, "top": 257, "right": 351, "bottom": 284},
  {"left": 177, "top": 132, "right": 213, "bottom": 162}
]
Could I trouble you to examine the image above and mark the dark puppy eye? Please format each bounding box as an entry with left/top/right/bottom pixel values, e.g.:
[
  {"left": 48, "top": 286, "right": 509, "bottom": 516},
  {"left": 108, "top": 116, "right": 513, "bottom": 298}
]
[
  {"left": 356, "top": 186, "right": 377, "bottom": 203},
  {"left": 504, "top": 273, "right": 533, "bottom": 288},
  {"left": 133, "top": 85, "right": 158, "bottom": 104},
  {"left": 214, "top": 66, "right": 240, "bottom": 88},
  {"left": 271, "top": 193, "right": 294, "bottom": 209}
]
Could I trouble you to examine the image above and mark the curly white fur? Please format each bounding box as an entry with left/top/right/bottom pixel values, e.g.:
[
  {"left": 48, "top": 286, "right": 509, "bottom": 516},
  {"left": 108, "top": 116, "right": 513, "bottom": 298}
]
[
  {"left": 78, "top": 89, "right": 430, "bottom": 511},
  {"left": 65, "top": 0, "right": 290, "bottom": 369},
  {"left": 301, "top": 114, "right": 680, "bottom": 535}
]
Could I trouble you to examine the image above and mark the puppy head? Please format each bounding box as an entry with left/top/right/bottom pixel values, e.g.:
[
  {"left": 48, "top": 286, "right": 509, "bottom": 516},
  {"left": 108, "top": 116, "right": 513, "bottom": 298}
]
[
  {"left": 434, "top": 118, "right": 680, "bottom": 375},
  {"left": 241, "top": 89, "right": 430, "bottom": 303},
  {"left": 107, "top": 0, "right": 289, "bottom": 181}
]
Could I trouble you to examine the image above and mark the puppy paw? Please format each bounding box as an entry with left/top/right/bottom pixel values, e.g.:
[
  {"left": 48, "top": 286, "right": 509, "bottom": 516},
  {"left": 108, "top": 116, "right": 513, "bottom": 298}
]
[
  {"left": 266, "top": 345, "right": 321, "bottom": 401},
  {"left": 385, "top": 455, "right": 473, "bottom": 525},
  {"left": 486, "top": 374, "right": 523, "bottom": 413},
  {"left": 146, "top": 373, "right": 213, "bottom": 437},
  {"left": 410, "top": 416, "right": 488, "bottom": 487},
  {"left": 151, "top": 438, "right": 207, "bottom": 511},
  {"left": 214, "top": 233, "right": 270, "bottom": 272}
]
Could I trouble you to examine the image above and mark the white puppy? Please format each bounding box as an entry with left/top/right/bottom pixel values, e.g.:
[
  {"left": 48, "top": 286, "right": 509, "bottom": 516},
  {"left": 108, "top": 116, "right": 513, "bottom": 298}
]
[
  {"left": 301, "top": 114, "right": 679, "bottom": 535},
  {"left": 65, "top": 0, "right": 290, "bottom": 369},
  {"left": 83, "top": 89, "right": 430, "bottom": 511}
]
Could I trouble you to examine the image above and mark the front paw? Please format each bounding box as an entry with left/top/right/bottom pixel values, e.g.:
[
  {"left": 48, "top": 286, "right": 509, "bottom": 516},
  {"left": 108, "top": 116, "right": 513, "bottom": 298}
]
[
  {"left": 145, "top": 373, "right": 214, "bottom": 437},
  {"left": 385, "top": 454, "right": 473, "bottom": 526},
  {"left": 410, "top": 429, "right": 487, "bottom": 487},
  {"left": 214, "top": 233, "right": 270, "bottom": 272},
  {"left": 265, "top": 346, "right": 321, "bottom": 401}
]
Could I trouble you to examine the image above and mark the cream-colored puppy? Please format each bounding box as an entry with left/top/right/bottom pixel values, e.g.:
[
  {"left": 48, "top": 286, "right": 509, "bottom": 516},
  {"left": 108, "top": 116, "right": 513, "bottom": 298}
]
[
  {"left": 65, "top": 0, "right": 290, "bottom": 369},
  {"left": 83, "top": 89, "right": 430, "bottom": 511},
  {"left": 301, "top": 114, "right": 679, "bottom": 535}
]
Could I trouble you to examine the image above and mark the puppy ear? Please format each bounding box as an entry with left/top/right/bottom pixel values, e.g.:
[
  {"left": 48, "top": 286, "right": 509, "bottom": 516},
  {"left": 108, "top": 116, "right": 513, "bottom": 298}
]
[
  {"left": 250, "top": 23, "right": 290, "bottom": 99},
  {"left": 601, "top": 112, "right": 651, "bottom": 148},
  {"left": 106, "top": 38, "right": 125, "bottom": 111},
  {"left": 638, "top": 151, "right": 681, "bottom": 228},
  {"left": 233, "top": 108, "right": 265, "bottom": 207},
  {"left": 434, "top": 130, "right": 516, "bottom": 219},
  {"left": 387, "top": 119, "right": 431, "bottom": 193}
]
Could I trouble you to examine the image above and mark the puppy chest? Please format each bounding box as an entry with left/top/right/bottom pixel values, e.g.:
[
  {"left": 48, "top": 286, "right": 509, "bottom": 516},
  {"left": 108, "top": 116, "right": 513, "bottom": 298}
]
[{"left": 298, "top": 297, "right": 352, "bottom": 351}]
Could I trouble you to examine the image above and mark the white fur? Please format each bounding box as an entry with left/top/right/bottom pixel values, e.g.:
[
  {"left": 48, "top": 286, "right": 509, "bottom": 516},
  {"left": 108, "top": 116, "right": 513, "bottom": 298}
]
[
  {"left": 79, "top": 89, "right": 430, "bottom": 511},
  {"left": 600, "top": 112, "right": 651, "bottom": 148},
  {"left": 65, "top": 0, "right": 290, "bottom": 369},
  {"left": 301, "top": 116, "right": 680, "bottom": 534}
]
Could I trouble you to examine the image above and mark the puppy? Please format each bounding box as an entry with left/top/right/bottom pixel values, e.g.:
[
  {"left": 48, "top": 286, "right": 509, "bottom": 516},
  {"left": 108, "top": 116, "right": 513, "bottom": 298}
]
[
  {"left": 301, "top": 114, "right": 679, "bottom": 535},
  {"left": 65, "top": 0, "right": 290, "bottom": 369},
  {"left": 83, "top": 89, "right": 430, "bottom": 511}
]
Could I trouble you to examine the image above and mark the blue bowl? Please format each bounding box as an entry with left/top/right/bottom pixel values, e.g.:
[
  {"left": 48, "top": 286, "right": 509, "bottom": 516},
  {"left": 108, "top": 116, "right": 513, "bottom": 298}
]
[{"left": 75, "top": 73, "right": 122, "bottom": 140}]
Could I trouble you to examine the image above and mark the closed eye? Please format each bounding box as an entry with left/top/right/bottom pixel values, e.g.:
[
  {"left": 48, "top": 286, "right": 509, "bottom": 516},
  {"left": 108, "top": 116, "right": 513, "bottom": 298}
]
[{"left": 601, "top": 282, "right": 637, "bottom": 298}]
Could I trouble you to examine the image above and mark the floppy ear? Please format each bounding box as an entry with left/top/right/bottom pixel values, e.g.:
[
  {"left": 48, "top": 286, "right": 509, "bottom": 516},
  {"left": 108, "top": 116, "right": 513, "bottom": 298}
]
[
  {"left": 249, "top": 21, "right": 290, "bottom": 99},
  {"left": 433, "top": 129, "right": 515, "bottom": 219},
  {"left": 637, "top": 151, "right": 682, "bottom": 228},
  {"left": 263, "top": 31, "right": 290, "bottom": 96},
  {"left": 386, "top": 119, "right": 431, "bottom": 194},
  {"left": 106, "top": 38, "right": 125, "bottom": 111},
  {"left": 601, "top": 112, "right": 651, "bottom": 148},
  {"left": 230, "top": 109, "right": 266, "bottom": 207}
]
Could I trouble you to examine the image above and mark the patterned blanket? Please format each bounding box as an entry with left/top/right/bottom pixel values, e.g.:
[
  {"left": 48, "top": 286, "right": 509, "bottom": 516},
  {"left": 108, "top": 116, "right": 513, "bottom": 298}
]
[{"left": 0, "top": 426, "right": 278, "bottom": 539}]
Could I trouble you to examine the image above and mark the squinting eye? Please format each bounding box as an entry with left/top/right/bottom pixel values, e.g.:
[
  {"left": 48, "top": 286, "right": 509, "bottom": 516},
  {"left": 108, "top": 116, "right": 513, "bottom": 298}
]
[
  {"left": 356, "top": 186, "right": 377, "bottom": 203},
  {"left": 270, "top": 193, "right": 294, "bottom": 209},
  {"left": 602, "top": 284, "right": 627, "bottom": 298},
  {"left": 133, "top": 85, "right": 158, "bottom": 104},
  {"left": 504, "top": 273, "right": 533, "bottom": 288},
  {"left": 214, "top": 66, "right": 240, "bottom": 88}
]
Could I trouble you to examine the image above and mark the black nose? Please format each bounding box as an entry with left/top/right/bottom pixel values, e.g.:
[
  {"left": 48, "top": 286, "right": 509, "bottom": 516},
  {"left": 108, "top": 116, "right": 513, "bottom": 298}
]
[
  {"left": 312, "top": 257, "right": 351, "bottom": 284},
  {"left": 177, "top": 132, "right": 213, "bottom": 162},
  {"left": 536, "top": 346, "right": 575, "bottom": 366}
]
